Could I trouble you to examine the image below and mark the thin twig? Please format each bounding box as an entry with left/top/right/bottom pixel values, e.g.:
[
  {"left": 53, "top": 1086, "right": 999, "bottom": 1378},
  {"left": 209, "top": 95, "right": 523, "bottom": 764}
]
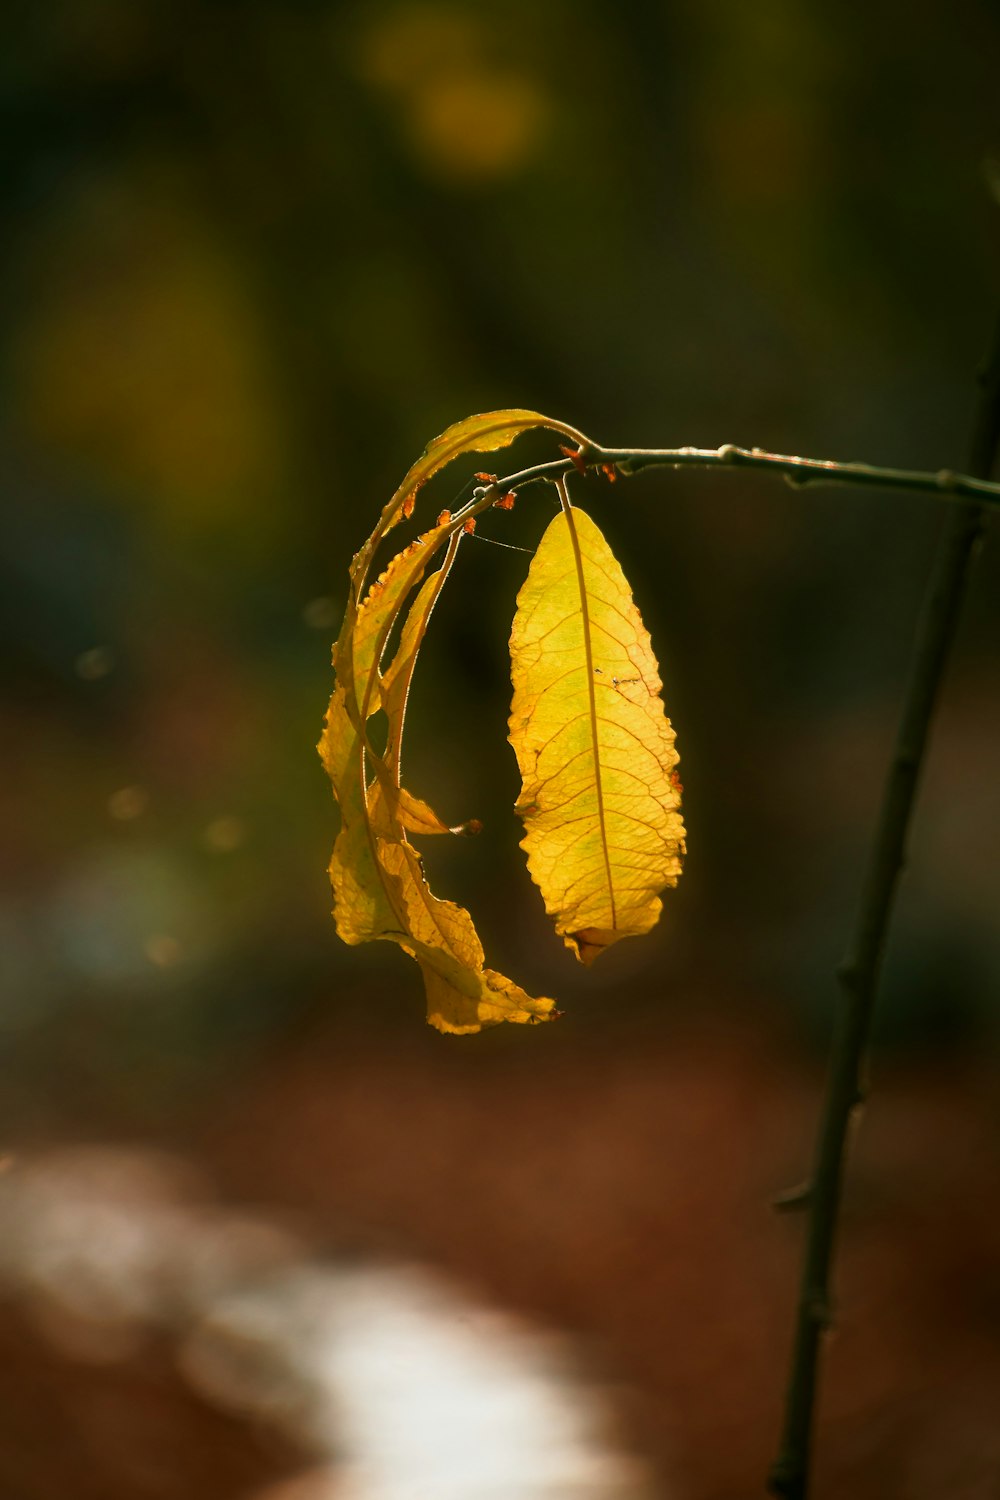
[
  {"left": 456, "top": 442, "right": 1000, "bottom": 523},
  {"left": 767, "top": 314, "right": 1000, "bottom": 1500}
]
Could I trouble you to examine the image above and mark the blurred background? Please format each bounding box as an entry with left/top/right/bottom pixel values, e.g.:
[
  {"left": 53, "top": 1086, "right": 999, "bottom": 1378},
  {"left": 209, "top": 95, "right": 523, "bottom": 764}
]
[{"left": 2, "top": 2, "right": 999, "bottom": 1497}]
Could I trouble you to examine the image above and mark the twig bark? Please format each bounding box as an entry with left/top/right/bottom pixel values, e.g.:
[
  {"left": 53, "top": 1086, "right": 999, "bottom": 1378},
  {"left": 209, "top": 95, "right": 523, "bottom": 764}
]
[
  {"left": 767, "top": 314, "right": 1000, "bottom": 1500},
  {"left": 458, "top": 441, "right": 1000, "bottom": 524}
]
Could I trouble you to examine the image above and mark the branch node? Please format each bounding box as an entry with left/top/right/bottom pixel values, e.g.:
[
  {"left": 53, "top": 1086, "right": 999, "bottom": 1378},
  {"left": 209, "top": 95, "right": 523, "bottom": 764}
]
[
  {"left": 806, "top": 1292, "right": 833, "bottom": 1329},
  {"left": 772, "top": 1181, "right": 813, "bottom": 1213}
]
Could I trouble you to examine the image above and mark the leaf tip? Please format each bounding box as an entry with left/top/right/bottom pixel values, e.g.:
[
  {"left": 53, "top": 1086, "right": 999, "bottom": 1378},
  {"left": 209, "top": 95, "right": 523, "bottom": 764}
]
[{"left": 566, "top": 927, "right": 617, "bottom": 965}]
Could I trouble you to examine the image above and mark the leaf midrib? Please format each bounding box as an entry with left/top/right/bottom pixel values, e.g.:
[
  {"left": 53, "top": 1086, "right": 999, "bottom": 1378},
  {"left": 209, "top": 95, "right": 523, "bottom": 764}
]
[{"left": 560, "top": 505, "right": 617, "bottom": 930}]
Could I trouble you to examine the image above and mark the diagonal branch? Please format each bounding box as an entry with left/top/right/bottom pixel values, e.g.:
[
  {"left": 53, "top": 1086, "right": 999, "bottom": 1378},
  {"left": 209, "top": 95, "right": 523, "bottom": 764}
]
[{"left": 767, "top": 312, "right": 1000, "bottom": 1500}]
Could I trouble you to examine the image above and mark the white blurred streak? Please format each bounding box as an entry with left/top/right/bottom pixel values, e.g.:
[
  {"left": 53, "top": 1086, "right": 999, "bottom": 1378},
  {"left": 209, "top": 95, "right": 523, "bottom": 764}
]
[
  {"left": 185, "top": 1264, "right": 654, "bottom": 1500},
  {"left": 0, "top": 1149, "right": 301, "bottom": 1339},
  {"left": 0, "top": 1148, "right": 660, "bottom": 1500}
]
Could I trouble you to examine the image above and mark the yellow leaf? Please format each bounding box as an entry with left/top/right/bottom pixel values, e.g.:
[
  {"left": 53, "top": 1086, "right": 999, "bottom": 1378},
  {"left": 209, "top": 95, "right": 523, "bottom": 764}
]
[
  {"left": 379, "top": 840, "right": 556, "bottom": 1034},
  {"left": 380, "top": 562, "right": 450, "bottom": 781},
  {"left": 319, "top": 413, "right": 577, "bottom": 1032},
  {"left": 372, "top": 552, "right": 483, "bottom": 835},
  {"left": 509, "top": 503, "right": 685, "bottom": 963},
  {"left": 421, "top": 965, "right": 556, "bottom": 1035},
  {"left": 339, "top": 527, "right": 446, "bottom": 719},
  {"left": 327, "top": 516, "right": 456, "bottom": 771},
  {"left": 320, "top": 521, "right": 456, "bottom": 948}
]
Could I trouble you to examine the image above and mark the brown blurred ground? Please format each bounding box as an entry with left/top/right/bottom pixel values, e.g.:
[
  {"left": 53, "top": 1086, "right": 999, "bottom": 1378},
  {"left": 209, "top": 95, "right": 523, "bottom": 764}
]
[
  {"left": 0, "top": 1305, "right": 308, "bottom": 1500},
  {"left": 0, "top": 1005, "right": 998, "bottom": 1497},
  {"left": 199, "top": 1006, "right": 1000, "bottom": 1499}
]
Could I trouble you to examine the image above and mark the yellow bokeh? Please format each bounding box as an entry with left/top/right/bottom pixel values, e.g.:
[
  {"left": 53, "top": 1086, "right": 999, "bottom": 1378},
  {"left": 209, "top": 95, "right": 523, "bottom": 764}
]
[
  {"left": 358, "top": 4, "right": 549, "bottom": 183},
  {"left": 12, "top": 173, "right": 289, "bottom": 532}
]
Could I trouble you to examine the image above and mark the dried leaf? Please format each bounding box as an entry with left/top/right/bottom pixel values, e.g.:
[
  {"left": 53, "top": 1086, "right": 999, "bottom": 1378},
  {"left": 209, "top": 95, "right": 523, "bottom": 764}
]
[
  {"left": 380, "top": 564, "right": 452, "bottom": 778},
  {"left": 319, "top": 411, "right": 577, "bottom": 1032},
  {"left": 509, "top": 504, "right": 685, "bottom": 963},
  {"left": 380, "top": 840, "right": 553, "bottom": 1034}
]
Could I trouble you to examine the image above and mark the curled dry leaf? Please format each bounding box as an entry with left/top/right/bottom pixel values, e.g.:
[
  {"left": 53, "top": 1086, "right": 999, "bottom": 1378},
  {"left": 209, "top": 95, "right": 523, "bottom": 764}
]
[
  {"left": 319, "top": 410, "right": 587, "bottom": 1034},
  {"left": 508, "top": 504, "right": 685, "bottom": 963}
]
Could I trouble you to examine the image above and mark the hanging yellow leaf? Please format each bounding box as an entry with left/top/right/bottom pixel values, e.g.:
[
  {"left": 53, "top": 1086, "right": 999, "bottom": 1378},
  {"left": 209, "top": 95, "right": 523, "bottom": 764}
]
[
  {"left": 371, "top": 557, "right": 481, "bottom": 835},
  {"left": 380, "top": 564, "right": 450, "bottom": 787},
  {"left": 509, "top": 500, "right": 685, "bottom": 964},
  {"left": 319, "top": 410, "right": 579, "bottom": 1032},
  {"left": 379, "top": 840, "right": 554, "bottom": 1034},
  {"left": 319, "top": 519, "right": 455, "bottom": 948}
]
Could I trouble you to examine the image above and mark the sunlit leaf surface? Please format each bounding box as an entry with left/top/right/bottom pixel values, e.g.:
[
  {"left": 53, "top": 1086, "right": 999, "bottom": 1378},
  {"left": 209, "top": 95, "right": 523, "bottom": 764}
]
[{"left": 509, "top": 504, "right": 685, "bottom": 963}]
